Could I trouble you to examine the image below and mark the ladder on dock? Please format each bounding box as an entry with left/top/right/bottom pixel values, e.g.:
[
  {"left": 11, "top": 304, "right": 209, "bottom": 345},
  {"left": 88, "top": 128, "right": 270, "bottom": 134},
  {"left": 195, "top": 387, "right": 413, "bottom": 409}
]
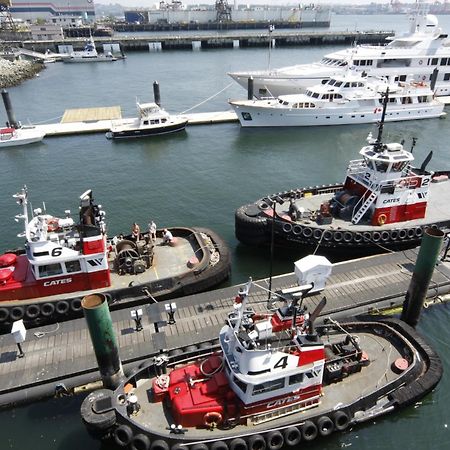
[{"left": 352, "top": 188, "right": 378, "bottom": 225}]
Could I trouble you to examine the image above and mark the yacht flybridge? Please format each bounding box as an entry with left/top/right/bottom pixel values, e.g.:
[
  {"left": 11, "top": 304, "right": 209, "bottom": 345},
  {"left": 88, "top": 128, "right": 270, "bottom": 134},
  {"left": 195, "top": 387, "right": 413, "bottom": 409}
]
[{"left": 229, "top": 10, "right": 450, "bottom": 98}]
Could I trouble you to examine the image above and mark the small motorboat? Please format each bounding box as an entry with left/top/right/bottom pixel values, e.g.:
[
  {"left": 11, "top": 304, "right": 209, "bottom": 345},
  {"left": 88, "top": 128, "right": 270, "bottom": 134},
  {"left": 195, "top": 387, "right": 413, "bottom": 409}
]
[
  {"left": 106, "top": 102, "right": 188, "bottom": 139},
  {"left": 0, "top": 187, "right": 231, "bottom": 331},
  {"left": 229, "top": 71, "right": 445, "bottom": 128},
  {"left": 64, "top": 37, "right": 117, "bottom": 63},
  {"left": 0, "top": 126, "right": 45, "bottom": 147},
  {"left": 81, "top": 260, "right": 442, "bottom": 448}
]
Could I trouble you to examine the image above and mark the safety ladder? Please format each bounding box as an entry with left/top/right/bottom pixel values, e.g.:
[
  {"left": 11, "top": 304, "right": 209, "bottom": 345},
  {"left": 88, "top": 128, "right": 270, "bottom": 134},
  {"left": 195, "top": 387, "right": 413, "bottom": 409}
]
[
  {"left": 351, "top": 189, "right": 378, "bottom": 225},
  {"left": 250, "top": 397, "right": 320, "bottom": 425}
]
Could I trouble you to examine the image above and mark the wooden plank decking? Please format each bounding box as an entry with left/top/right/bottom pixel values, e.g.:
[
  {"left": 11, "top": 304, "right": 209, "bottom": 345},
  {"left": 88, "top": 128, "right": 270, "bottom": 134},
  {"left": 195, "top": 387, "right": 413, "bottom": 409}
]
[{"left": 0, "top": 249, "right": 449, "bottom": 407}]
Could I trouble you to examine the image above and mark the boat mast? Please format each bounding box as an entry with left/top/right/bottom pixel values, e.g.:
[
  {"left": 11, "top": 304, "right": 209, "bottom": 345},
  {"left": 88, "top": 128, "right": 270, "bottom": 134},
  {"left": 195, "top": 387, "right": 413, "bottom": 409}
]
[
  {"left": 13, "top": 186, "right": 30, "bottom": 241},
  {"left": 374, "top": 88, "right": 389, "bottom": 152}
]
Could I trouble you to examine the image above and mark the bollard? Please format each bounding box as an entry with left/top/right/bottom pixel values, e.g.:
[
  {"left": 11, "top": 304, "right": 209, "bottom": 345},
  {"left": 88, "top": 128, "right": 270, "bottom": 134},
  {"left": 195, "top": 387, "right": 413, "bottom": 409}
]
[
  {"left": 400, "top": 228, "right": 445, "bottom": 327},
  {"left": 153, "top": 81, "right": 161, "bottom": 106},
  {"left": 82, "top": 293, "right": 125, "bottom": 389},
  {"left": 247, "top": 76, "right": 254, "bottom": 100},
  {"left": 1, "top": 89, "right": 19, "bottom": 128}
]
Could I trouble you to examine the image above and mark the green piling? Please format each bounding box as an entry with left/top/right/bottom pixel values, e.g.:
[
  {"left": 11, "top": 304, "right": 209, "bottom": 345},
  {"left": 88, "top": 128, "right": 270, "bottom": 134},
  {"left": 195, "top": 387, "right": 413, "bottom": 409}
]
[
  {"left": 82, "top": 293, "right": 124, "bottom": 389},
  {"left": 400, "top": 228, "right": 445, "bottom": 327}
]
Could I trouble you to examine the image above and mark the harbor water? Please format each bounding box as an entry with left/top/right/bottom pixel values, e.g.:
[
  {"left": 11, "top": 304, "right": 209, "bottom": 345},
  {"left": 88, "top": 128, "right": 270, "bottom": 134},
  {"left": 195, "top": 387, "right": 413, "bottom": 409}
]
[{"left": 1, "top": 14, "right": 450, "bottom": 449}]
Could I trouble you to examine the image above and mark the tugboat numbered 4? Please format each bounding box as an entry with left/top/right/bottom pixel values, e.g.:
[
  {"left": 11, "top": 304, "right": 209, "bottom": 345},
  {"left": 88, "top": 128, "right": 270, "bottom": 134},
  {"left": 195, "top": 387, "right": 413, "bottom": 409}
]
[
  {"left": 0, "top": 187, "right": 230, "bottom": 330},
  {"left": 235, "top": 95, "right": 450, "bottom": 253},
  {"left": 81, "top": 259, "right": 442, "bottom": 449}
]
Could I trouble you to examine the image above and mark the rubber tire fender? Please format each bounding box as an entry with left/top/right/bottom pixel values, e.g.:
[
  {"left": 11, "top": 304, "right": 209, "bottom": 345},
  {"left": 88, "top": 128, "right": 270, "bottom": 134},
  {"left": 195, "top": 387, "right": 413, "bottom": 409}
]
[
  {"left": 283, "top": 426, "right": 302, "bottom": 447},
  {"left": 301, "top": 420, "right": 318, "bottom": 442},
  {"left": 130, "top": 434, "right": 151, "bottom": 450},
  {"left": 265, "top": 430, "right": 284, "bottom": 450},
  {"left": 317, "top": 415, "right": 334, "bottom": 436},
  {"left": 10, "top": 306, "right": 24, "bottom": 321},
  {"left": 25, "top": 304, "right": 40, "bottom": 320},
  {"left": 41, "top": 302, "right": 55, "bottom": 317},
  {"left": 229, "top": 437, "right": 248, "bottom": 450},
  {"left": 247, "top": 434, "right": 266, "bottom": 450},
  {"left": 113, "top": 424, "right": 134, "bottom": 447},
  {"left": 70, "top": 297, "right": 83, "bottom": 312},
  {"left": 211, "top": 442, "right": 229, "bottom": 450},
  {"left": 333, "top": 410, "right": 350, "bottom": 431},
  {"left": 80, "top": 389, "right": 116, "bottom": 431},
  {"left": 151, "top": 439, "right": 170, "bottom": 450},
  {"left": 56, "top": 300, "right": 70, "bottom": 315},
  {"left": 0, "top": 307, "right": 9, "bottom": 323}
]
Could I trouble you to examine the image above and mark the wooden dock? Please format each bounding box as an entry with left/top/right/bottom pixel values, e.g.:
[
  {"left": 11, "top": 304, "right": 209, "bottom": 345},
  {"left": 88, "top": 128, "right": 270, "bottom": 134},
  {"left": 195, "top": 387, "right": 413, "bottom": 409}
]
[{"left": 0, "top": 249, "right": 450, "bottom": 408}]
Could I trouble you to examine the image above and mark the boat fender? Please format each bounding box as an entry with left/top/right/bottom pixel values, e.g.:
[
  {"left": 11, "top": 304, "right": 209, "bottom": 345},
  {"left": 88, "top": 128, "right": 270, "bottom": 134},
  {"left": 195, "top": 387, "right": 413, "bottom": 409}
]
[
  {"left": 41, "top": 302, "right": 55, "bottom": 317},
  {"left": 380, "top": 231, "right": 390, "bottom": 242},
  {"left": 283, "top": 223, "right": 292, "bottom": 233},
  {"left": 80, "top": 389, "right": 116, "bottom": 434},
  {"left": 151, "top": 439, "right": 170, "bottom": 450},
  {"left": 398, "top": 229, "right": 407, "bottom": 240},
  {"left": 184, "top": 345, "right": 198, "bottom": 353},
  {"left": 265, "top": 430, "right": 284, "bottom": 450},
  {"left": 390, "top": 230, "right": 399, "bottom": 241},
  {"left": 301, "top": 420, "right": 318, "bottom": 442},
  {"left": 283, "top": 427, "right": 302, "bottom": 447},
  {"left": 25, "top": 304, "right": 40, "bottom": 320},
  {"left": 333, "top": 231, "right": 343, "bottom": 242},
  {"left": 247, "top": 434, "right": 266, "bottom": 450},
  {"left": 363, "top": 231, "right": 372, "bottom": 242},
  {"left": 302, "top": 227, "right": 313, "bottom": 238},
  {"left": 377, "top": 214, "right": 387, "bottom": 226},
  {"left": 353, "top": 232, "right": 363, "bottom": 243},
  {"left": 292, "top": 225, "right": 302, "bottom": 235},
  {"left": 333, "top": 411, "right": 350, "bottom": 431},
  {"left": 323, "top": 230, "right": 333, "bottom": 241},
  {"left": 372, "top": 231, "right": 381, "bottom": 242},
  {"left": 343, "top": 231, "right": 353, "bottom": 243},
  {"left": 204, "top": 411, "right": 223, "bottom": 428},
  {"left": 313, "top": 229, "right": 323, "bottom": 240},
  {"left": 10, "top": 306, "right": 24, "bottom": 321},
  {"left": 317, "top": 415, "right": 334, "bottom": 436},
  {"left": 407, "top": 228, "right": 416, "bottom": 239},
  {"left": 229, "top": 437, "right": 248, "bottom": 450},
  {"left": 113, "top": 424, "right": 134, "bottom": 447},
  {"left": 130, "top": 434, "right": 151, "bottom": 450},
  {"left": 415, "top": 227, "right": 423, "bottom": 237},
  {"left": 56, "top": 300, "right": 70, "bottom": 315},
  {"left": 211, "top": 441, "right": 230, "bottom": 450},
  {"left": 70, "top": 298, "right": 83, "bottom": 312},
  {"left": 169, "top": 348, "right": 184, "bottom": 357},
  {"left": 0, "top": 307, "right": 9, "bottom": 323}
]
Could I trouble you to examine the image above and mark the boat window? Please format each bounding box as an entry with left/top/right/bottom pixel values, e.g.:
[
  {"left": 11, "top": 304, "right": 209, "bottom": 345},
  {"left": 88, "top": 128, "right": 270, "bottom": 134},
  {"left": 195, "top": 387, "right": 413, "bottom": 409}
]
[
  {"left": 278, "top": 99, "right": 284, "bottom": 104},
  {"left": 392, "top": 162, "right": 407, "bottom": 172},
  {"left": 241, "top": 112, "right": 252, "bottom": 121},
  {"left": 38, "top": 263, "right": 63, "bottom": 277},
  {"left": 282, "top": 101, "right": 289, "bottom": 106},
  {"left": 418, "top": 95, "right": 428, "bottom": 103},
  {"left": 252, "top": 378, "right": 285, "bottom": 396},
  {"left": 431, "top": 58, "right": 439, "bottom": 65},
  {"left": 322, "top": 94, "right": 329, "bottom": 100},
  {"left": 444, "top": 73, "right": 450, "bottom": 81},
  {"left": 161, "top": 118, "right": 167, "bottom": 123},
  {"left": 441, "top": 58, "right": 450, "bottom": 66},
  {"left": 65, "top": 260, "right": 82, "bottom": 273},
  {"left": 233, "top": 376, "right": 247, "bottom": 393},
  {"left": 334, "top": 81, "right": 343, "bottom": 87},
  {"left": 312, "top": 92, "right": 319, "bottom": 99},
  {"left": 389, "top": 98, "right": 397, "bottom": 103},
  {"left": 344, "top": 83, "right": 350, "bottom": 88},
  {"left": 328, "top": 79, "right": 336, "bottom": 86},
  {"left": 150, "top": 119, "right": 159, "bottom": 124},
  {"left": 143, "top": 120, "right": 149, "bottom": 125},
  {"left": 289, "top": 373, "right": 304, "bottom": 385},
  {"left": 375, "top": 161, "right": 389, "bottom": 172},
  {"left": 357, "top": 82, "right": 364, "bottom": 87},
  {"left": 292, "top": 103, "right": 299, "bottom": 108},
  {"left": 401, "top": 96, "right": 412, "bottom": 104}
]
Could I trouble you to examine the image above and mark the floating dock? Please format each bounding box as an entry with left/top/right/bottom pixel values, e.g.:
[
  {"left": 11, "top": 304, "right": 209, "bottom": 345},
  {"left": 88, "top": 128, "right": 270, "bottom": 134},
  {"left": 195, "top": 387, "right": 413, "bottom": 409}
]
[{"left": 0, "top": 248, "right": 449, "bottom": 408}]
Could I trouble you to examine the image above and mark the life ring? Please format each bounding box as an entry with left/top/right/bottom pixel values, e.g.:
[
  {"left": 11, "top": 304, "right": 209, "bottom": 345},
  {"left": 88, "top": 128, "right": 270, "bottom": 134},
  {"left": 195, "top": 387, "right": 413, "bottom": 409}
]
[
  {"left": 47, "top": 218, "right": 59, "bottom": 232},
  {"left": 377, "top": 214, "right": 387, "bottom": 226},
  {"left": 203, "top": 411, "right": 223, "bottom": 428}
]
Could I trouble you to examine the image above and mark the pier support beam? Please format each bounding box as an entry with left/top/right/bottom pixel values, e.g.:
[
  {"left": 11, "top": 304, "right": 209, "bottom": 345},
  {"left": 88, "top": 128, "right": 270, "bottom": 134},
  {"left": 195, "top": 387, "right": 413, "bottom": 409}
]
[
  {"left": 82, "top": 293, "right": 124, "bottom": 389},
  {"left": 1, "top": 89, "right": 19, "bottom": 128},
  {"left": 401, "top": 228, "right": 445, "bottom": 327}
]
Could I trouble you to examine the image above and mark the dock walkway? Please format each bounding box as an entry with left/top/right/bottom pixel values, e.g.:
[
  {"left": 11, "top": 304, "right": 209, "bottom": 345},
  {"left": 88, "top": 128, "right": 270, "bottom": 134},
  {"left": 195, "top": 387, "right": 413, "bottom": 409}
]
[{"left": 0, "top": 249, "right": 450, "bottom": 408}]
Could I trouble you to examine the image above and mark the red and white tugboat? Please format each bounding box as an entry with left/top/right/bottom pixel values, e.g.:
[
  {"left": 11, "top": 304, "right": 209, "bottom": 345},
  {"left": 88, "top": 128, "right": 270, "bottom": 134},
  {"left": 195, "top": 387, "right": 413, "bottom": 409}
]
[
  {"left": 81, "top": 261, "right": 442, "bottom": 449},
  {"left": 0, "top": 187, "right": 230, "bottom": 330},
  {"left": 235, "top": 97, "right": 450, "bottom": 253}
]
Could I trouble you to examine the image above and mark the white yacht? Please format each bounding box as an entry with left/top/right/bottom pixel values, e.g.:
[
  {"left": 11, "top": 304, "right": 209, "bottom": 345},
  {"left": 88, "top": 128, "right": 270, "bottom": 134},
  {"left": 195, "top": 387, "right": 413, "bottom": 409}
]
[
  {"left": 229, "top": 71, "right": 445, "bottom": 127},
  {"left": 64, "top": 37, "right": 117, "bottom": 63},
  {"left": 228, "top": 11, "right": 450, "bottom": 98},
  {"left": 106, "top": 102, "right": 188, "bottom": 139}
]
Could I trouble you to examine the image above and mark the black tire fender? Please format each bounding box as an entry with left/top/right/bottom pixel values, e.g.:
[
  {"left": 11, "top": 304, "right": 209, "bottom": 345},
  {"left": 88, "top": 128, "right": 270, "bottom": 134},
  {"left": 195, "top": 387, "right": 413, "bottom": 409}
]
[
  {"left": 229, "top": 437, "right": 248, "bottom": 450},
  {"left": 10, "top": 306, "right": 24, "bottom": 321},
  {"left": 151, "top": 439, "right": 170, "bottom": 450},
  {"left": 333, "top": 410, "right": 350, "bottom": 431},
  {"left": 130, "top": 434, "right": 151, "bottom": 450},
  {"left": 70, "top": 298, "right": 83, "bottom": 312},
  {"left": 41, "top": 302, "right": 55, "bottom": 317},
  {"left": 301, "top": 420, "right": 318, "bottom": 442},
  {"left": 0, "top": 307, "right": 9, "bottom": 323},
  {"left": 247, "top": 434, "right": 266, "bottom": 450},
  {"left": 56, "top": 300, "right": 70, "bottom": 315},
  {"left": 317, "top": 415, "right": 334, "bottom": 436},
  {"left": 113, "top": 424, "right": 133, "bottom": 447},
  {"left": 211, "top": 442, "right": 229, "bottom": 450},
  {"left": 283, "top": 426, "right": 302, "bottom": 447},
  {"left": 25, "top": 304, "right": 40, "bottom": 320},
  {"left": 265, "top": 430, "right": 284, "bottom": 450}
]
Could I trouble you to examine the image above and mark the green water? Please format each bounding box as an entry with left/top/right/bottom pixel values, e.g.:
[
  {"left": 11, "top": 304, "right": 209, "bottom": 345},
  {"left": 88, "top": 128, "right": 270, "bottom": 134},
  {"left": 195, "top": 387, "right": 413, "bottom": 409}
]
[{"left": 1, "top": 15, "right": 450, "bottom": 448}]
